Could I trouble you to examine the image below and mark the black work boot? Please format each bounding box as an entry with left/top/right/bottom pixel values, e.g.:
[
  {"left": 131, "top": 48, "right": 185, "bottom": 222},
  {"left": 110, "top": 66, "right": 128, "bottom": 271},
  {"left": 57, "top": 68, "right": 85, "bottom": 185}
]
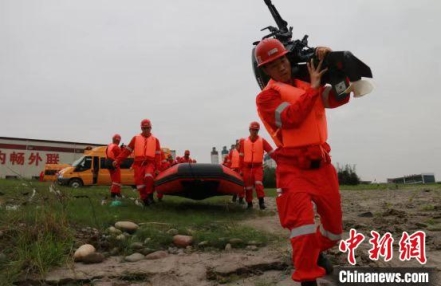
[
  {"left": 247, "top": 202, "right": 253, "bottom": 209},
  {"left": 110, "top": 192, "right": 122, "bottom": 199},
  {"left": 232, "top": 194, "right": 237, "bottom": 203},
  {"left": 258, "top": 197, "right": 266, "bottom": 210},
  {"left": 301, "top": 281, "right": 317, "bottom": 286},
  {"left": 142, "top": 198, "right": 151, "bottom": 207},
  {"left": 148, "top": 193, "right": 155, "bottom": 204},
  {"left": 318, "top": 252, "right": 334, "bottom": 275},
  {"left": 238, "top": 197, "right": 245, "bottom": 205}
]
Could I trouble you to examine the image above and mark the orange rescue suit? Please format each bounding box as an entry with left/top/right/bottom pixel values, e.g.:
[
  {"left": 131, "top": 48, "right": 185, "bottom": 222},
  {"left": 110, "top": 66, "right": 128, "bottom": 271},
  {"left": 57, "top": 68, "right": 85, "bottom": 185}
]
[
  {"left": 115, "top": 134, "right": 161, "bottom": 201},
  {"left": 243, "top": 137, "right": 264, "bottom": 163},
  {"left": 106, "top": 143, "right": 121, "bottom": 196},
  {"left": 239, "top": 136, "right": 273, "bottom": 203},
  {"left": 261, "top": 79, "right": 327, "bottom": 148},
  {"left": 230, "top": 149, "right": 240, "bottom": 170},
  {"left": 257, "top": 78, "right": 349, "bottom": 282},
  {"left": 134, "top": 135, "right": 157, "bottom": 159}
]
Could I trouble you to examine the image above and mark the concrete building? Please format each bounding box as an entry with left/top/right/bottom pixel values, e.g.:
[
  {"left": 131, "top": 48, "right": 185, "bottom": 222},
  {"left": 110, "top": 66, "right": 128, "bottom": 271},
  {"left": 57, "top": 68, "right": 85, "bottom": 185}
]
[
  {"left": 0, "top": 137, "right": 102, "bottom": 179},
  {"left": 387, "top": 173, "right": 436, "bottom": 184}
]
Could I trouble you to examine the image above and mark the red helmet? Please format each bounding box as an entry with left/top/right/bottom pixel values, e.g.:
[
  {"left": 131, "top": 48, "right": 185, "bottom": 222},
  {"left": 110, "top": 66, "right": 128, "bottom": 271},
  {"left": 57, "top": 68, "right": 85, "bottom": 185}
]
[
  {"left": 249, "top": 121, "right": 260, "bottom": 130},
  {"left": 140, "top": 119, "right": 151, "bottom": 128},
  {"left": 255, "top": 38, "right": 288, "bottom": 67},
  {"left": 112, "top": 134, "right": 121, "bottom": 141}
]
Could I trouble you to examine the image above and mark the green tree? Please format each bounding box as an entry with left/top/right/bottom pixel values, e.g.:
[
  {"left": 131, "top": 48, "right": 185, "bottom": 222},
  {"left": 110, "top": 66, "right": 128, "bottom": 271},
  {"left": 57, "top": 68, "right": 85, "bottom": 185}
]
[
  {"left": 336, "top": 163, "right": 360, "bottom": 185},
  {"left": 263, "top": 166, "right": 276, "bottom": 188}
]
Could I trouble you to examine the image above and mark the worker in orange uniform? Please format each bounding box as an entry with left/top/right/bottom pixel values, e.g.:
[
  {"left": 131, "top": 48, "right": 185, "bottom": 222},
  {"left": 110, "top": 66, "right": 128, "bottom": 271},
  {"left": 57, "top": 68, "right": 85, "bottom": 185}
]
[
  {"left": 156, "top": 150, "right": 171, "bottom": 202},
  {"left": 113, "top": 119, "right": 161, "bottom": 206},
  {"left": 227, "top": 140, "right": 244, "bottom": 204},
  {"left": 159, "top": 150, "right": 170, "bottom": 172},
  {"left": 106, "top": 134, "right": 122, "bottom": 198},
  {"left": 254, "top": 38, "right": 350, "bottom": 285},
  {"left": 222, "top": 144, "right": 234, "bottom": 167},
  {"left": 239, "top": 122, "right": 274, "bottom": 210},
  {"left": 167, "top": 154, "right": 177, "bottom": 166},
  {"left": 178, "top": 150, "right": 196, "bottom": 163}
]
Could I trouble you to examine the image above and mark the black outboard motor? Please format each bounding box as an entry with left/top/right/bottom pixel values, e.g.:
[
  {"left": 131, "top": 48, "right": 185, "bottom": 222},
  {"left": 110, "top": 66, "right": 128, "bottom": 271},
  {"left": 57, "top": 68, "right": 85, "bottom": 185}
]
[{"left": 252, "top": 0, "right": 373, "bottom": 100}]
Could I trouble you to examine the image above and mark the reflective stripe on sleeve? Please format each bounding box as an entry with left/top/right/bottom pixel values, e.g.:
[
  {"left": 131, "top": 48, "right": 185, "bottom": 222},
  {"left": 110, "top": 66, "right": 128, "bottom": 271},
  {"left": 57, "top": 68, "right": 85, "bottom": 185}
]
[
  {"left": 125, "top": 146, "right": 133, "bottom": 152},
  {"left": 255, "top": 181, "right": 263, "bottom": 185},
  {"left": 321, "top": 85, "right": 332, "bottom": 108},
  {"left": 112, "top": 182, "right": 122, "bottom": 186},
  {"left": 144, "top": 173, "right": 153, "bottom": 178},
  {"left": 136, "top": 185, "right": 145, "bottom": 189},
  {"left": 319, "top": 225, "right": 342, "bottom": 241},
  {"left": 289, "top": 224, "right": 316, "bottom": 239},
  {"left": 275, "top": 102, "right": 290, "bottom": 128}
]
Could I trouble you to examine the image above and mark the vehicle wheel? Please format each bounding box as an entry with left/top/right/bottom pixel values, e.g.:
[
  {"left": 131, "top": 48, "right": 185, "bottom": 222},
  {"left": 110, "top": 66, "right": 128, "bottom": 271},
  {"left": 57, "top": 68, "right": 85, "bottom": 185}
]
[{"left": 69, "top": 178, "right": 83, "bottom": 188}]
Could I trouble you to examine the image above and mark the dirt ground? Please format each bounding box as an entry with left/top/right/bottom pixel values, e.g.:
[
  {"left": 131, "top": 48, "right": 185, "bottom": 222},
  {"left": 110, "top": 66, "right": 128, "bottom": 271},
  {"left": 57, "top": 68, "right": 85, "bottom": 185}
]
[{"left": 42, "top": 187, "right": 441, "bottom": 286}]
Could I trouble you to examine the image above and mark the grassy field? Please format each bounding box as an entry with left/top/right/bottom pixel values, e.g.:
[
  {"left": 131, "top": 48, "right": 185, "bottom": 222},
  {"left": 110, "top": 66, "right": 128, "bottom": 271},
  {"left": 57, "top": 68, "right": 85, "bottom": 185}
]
[
  {"left": 1, "top": 179, "right": 439, "bottom": 285},
  {"left": 0, "top": 179, "right": 278, "bottom": 284}
]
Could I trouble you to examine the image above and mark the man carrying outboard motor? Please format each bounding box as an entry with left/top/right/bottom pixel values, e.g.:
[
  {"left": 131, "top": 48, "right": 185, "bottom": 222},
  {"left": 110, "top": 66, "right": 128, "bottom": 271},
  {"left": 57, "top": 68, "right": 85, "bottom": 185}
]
[
  {"left": 255, "top": 37, "right": 350, "bottom": 285},
  {"left": 251, "top": 1, "right": 373, "bottom": 284}
]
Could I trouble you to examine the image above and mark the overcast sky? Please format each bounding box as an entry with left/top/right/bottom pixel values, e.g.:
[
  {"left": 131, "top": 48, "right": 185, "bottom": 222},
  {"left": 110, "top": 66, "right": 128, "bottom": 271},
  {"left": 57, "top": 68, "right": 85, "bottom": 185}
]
[{"left": 1, "top": 0, "right": 440, "bottom": 182}]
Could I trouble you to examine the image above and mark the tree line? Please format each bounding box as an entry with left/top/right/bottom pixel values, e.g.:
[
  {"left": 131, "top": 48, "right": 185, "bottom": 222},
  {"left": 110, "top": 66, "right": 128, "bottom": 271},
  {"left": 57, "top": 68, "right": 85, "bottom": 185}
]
[{"left": 263, "top": 163, "right": 360, "bottom": 187}]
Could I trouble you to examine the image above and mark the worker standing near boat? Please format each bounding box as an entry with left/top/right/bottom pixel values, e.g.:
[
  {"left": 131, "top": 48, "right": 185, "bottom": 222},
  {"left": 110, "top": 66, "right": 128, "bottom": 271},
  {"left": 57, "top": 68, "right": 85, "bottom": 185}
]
[
  {"left": 228, "top": 140, "right": 244, "bottom": 204},
  {"left": 106, "top": 134, "right": 122, "bottom": 199},
  {"left": 178, "top": 150, "right": 196, "bottom": 163},
  {"left": 113, "top": 119, "right": 161, "bottom": 206},
  {"left": 228, "top": 141, "right": 241, "bottom": 173},
  {"left": 239, "top": 121, "right": 274, "bottom": 210}
]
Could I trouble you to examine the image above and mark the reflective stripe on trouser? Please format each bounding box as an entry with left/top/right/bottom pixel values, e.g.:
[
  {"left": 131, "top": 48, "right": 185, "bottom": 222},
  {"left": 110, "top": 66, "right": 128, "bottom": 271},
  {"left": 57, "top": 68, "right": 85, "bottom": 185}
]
[
  {"left": 133, "top": 162, "right": 156, "bottom": 200},
  {"left": 275, "top": 162, "right": 342, "bottom": 282},
  {"left": 242, "top": 166, "right": 265, "bottom": 203},
  {"left": 109, "top": 169, "right": 121, "bottom": 194}
]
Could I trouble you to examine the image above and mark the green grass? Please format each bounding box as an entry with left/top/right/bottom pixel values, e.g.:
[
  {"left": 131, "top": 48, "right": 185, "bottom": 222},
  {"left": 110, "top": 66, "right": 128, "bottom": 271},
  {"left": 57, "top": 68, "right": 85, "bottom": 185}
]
[
  {"left": 0, "top": 179, "right": 278, "bottom": 284},
  {"left": 2, "top": 179, "right": 439, "bottom": 284},
  {"left": 339, "top": 183, "right": 441, "bottom": 191}
]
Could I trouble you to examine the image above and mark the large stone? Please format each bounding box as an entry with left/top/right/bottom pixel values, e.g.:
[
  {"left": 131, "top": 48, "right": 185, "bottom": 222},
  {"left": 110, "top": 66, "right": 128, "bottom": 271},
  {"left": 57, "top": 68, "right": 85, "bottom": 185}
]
[
  {"left": 130, "top": 242, "right": 144, "bottom": 250},
  {"left": 108, "top": 226, "right": 122, "bottom": 235},
  {"left": 173, "top": 235, "right": 193, "bottom": 248},
  {"left": 74, "top": 244, "right": 96, "bottom": 262},
  {"left": 145, "top": 250, "right": 168, "bottom": 260},
  {"left": 115, "top": 221, "right": 139, "bottom": 233},
  {"left": 116, "top": 234, "right": 126, "bottom": 241},
  {"left": 124, "top": 253, "right": 145, "bottom": 262},
  {"left": 82, "top": 252, "right": 105, "bottom": 264}
]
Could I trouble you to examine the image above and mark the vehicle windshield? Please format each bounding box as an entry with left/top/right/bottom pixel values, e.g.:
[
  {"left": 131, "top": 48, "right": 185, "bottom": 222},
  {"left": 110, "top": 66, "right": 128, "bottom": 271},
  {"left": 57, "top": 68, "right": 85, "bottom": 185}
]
[{"left": 72, "top": 156, "right": 85, "bottom": 167}]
